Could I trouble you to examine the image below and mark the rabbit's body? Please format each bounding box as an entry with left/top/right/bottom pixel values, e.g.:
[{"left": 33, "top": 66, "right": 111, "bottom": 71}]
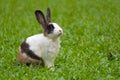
[
  {"left": 17, "top": 8, "right": 63, "bottom": 67},
  {"left": 18, "top": 33, "right": 60, "bottom": 67}
]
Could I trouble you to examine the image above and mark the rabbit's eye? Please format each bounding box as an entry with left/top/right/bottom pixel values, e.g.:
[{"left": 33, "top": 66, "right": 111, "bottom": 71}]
[
  {"left": 47, "top": 24, "right": 54, "bottom": 34},
  {"left": 48, "top": 24, "right": 54, "bottom": 30}
]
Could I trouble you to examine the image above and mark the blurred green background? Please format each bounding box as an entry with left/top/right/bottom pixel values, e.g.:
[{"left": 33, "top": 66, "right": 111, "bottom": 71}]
[{"left": 0, "top": 0, "right": 120, "bottom": 80}]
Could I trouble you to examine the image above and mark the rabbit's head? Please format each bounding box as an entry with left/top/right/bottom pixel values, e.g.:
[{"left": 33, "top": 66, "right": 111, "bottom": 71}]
[{"left": 35, "top": 8, "right": 63, "bottom": 39}]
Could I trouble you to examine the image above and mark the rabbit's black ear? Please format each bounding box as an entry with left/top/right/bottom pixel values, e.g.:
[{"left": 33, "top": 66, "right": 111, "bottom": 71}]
[
  {"left": 35, "top": 10, "right": 47, "bottom": 29},
  {"left": 46, "top": 8, "right": 51, "bottom": 24}
]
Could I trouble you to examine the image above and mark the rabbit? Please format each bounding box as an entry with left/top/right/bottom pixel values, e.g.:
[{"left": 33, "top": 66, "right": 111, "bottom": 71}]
[{"left": 17, "top": 8, "right": 63, "bottom": 67}]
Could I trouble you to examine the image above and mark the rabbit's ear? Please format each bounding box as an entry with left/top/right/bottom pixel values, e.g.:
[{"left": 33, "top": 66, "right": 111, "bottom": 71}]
[
  {"left": 46, "top": 8, "right": 51, "bottom": 24},
  {"left": 35, "top": 10, "right": 47, "bottom": 29}
]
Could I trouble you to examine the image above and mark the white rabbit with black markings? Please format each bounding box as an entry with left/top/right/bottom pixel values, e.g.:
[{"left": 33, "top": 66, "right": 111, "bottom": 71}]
[{"left": 17, "top": 8, "right": 63, "bottom": 67}]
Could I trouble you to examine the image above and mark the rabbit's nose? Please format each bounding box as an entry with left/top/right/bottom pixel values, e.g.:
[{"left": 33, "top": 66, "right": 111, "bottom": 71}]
[
  {"left": 59, "top": 30, "right": 63, "bottom": 34},
  {"left": 59, "top": 30, "right": 62, "bottom": 33},
  {"left": 58, "top": 30, "right": 63, "bottom": 35}
]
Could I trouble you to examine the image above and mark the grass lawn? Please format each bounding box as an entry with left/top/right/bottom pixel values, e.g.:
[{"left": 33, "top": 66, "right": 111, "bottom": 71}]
[{"left": 0, "top": 0, "right": 120, "bottom": 80}]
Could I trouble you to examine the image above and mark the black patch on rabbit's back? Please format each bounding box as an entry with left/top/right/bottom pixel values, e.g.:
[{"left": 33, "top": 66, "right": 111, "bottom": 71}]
[{"left": 21, "top": 40, "right": 45, "bottom": 66}]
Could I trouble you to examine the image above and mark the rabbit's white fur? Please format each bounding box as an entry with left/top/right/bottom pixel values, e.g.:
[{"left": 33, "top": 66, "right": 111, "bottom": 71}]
[{"left": 24, "top": 23, "right": 62, "bottom": 67}]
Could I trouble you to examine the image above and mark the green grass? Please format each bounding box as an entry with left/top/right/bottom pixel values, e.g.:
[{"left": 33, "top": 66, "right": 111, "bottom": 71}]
[{"left": 0, "top": 0, "right": 120, "bottom": 79}]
